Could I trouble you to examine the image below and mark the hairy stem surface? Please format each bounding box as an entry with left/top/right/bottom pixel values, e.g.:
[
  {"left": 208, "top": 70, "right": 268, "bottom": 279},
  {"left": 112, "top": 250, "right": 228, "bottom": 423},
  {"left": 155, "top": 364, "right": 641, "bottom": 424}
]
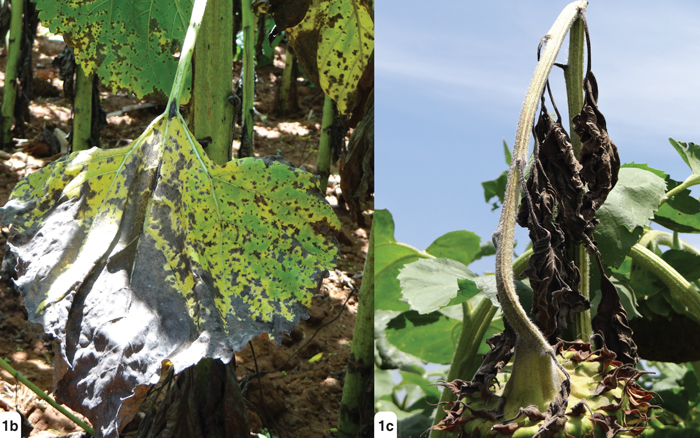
[{"left": 494, "top": 0, "right": 587, "bottom": 413}]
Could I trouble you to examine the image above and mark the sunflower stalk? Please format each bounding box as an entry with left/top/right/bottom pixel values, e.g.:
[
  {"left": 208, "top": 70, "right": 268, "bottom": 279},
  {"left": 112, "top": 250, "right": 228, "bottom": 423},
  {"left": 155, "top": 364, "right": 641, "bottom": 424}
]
[{"left": 492, "top": 1, "right": 587, "bottom": 416}]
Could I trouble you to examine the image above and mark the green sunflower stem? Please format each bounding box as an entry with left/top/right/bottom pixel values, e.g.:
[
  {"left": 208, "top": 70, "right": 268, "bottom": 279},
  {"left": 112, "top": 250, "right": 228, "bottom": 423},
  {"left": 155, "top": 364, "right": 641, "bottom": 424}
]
[
  {"left": 561, "top": 15, "right": 592, "bottom": 339},
  {"left": 72, "top": 64, "right": 93, "bottom": 151},
  {"left": 317, "top": 94, "right": 335, "bottom": 192},
  {"left": 337, "top": 222, "right": 374, "bottom": 437},
  {"left": 191, "top": 0, "right": 234, "bottom": 165},
  {"left": 672, "top": 230, "right": 681, "bottom": 250},
  {"left": 1, "top": 0, "right": 23, "bottom": 145},
  {"left": 237, "top": 0, "right": 256, "bottom": 158},
  {"left": 429, "top": 298, "right": 497, "bottom": 438},
  {"left": 638, "top": 230, "right": 700, "bottom": 256},
  {"left": 629, "top": 243, "right": 700, "bottom": 326},
  {"left": 277, "top": 43, "right": 297, "bottom": 116},
  {"left": 0, "top": 356, "right": 94, "bottom": 435},
  {"left": 513, "top": 247, "right": 533, "bottom": 279},
  {"left": 564, "top": 17, "right": 585, "bottom": 158}
]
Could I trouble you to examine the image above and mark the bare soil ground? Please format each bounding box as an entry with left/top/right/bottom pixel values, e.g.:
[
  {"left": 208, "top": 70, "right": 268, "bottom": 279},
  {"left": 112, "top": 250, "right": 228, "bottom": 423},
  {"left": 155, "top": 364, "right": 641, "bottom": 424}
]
[{"left": 0, "top": 26, "right": 370, "bottom": 438}]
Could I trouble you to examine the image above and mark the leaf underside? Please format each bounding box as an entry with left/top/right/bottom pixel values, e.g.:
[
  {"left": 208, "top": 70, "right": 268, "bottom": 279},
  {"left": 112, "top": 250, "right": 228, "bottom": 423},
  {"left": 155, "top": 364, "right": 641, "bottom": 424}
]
[
  {"left": 1, "top": 114, "right": 339, "bottom": 437},
  {"left": 34, "top": 0, "right": 193, "bottom": 100}
]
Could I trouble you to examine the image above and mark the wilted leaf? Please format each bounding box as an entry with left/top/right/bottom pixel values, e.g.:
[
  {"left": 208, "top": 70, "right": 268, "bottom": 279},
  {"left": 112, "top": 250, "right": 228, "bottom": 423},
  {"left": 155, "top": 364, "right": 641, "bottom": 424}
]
[
  {"left": 285, "top": 0, "right": 374, "bottom": 114},
  {"left": 574, "top": 72, "right": 620, "bottom": 206},
  {"left": 397, "top": 258, "right": 479, "bottom": 314},
  {"left": 595, "top": 166, "right": 666, "bottom": 268},
  {"left": 1, "top": 112, "right": 338, "bottom": 437},
  {"left": 35, "top": 0, "right": 193, "bottom": 100},
  {"left": 517, "top": 102, "right": 589, "bottom": 340},
  {"left": 592, "top": 260, "right": 637, "bottom": 365},
  {"left": 669, "top": 138, "right": 700, "bottom": 175}
]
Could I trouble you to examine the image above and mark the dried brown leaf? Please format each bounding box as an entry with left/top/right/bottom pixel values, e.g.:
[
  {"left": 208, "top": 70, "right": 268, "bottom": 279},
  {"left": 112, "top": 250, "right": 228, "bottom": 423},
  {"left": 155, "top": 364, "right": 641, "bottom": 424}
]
[
  {"left": 492, "top": 423, "right": 520, "bottom": 434},
  {"left": 573, "top": 71, "right": 620, "bottom": 219},
  {"left": 517, "top": 106, "right": 589, "bottom": 340},
  {"left": 589, "top": 412, "right": 622, "bottom": 438},
  {"left": 591, "top": 266, "right": 637, "bottom": 364}
]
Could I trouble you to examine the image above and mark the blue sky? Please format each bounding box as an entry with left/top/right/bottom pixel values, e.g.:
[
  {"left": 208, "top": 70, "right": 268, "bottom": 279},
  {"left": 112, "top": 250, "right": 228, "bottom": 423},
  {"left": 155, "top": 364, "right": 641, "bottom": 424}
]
[{"left": 376, "top": 1, "right": 700, "bottom": 274}]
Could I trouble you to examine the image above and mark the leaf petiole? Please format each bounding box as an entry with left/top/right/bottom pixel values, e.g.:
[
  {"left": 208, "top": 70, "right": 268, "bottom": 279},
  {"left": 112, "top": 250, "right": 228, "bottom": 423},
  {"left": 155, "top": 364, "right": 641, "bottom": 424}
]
[
  {"left": 0, "top": 356, "right": 94, "bottom": 435},
  {"left": 659, "top": 173, "right": 700, "bottom": 207},
  {"left": 167, "top": 0, "right": 209, "bottom": 110}
]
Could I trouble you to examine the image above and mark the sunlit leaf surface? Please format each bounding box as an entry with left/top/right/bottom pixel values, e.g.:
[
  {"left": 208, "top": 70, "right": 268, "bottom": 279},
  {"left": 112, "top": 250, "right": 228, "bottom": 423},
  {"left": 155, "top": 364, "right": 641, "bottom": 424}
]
[
  {"left": 1, "top": 113, "right": 339, "bottom": 437},
  {"left": 35, "top": 0, "right": 193, "bottom": 99}
]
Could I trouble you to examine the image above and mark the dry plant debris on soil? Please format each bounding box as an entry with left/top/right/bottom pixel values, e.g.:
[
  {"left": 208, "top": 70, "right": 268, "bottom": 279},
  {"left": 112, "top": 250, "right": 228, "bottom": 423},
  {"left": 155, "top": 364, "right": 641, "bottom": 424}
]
[{"left": 0, "top": 26, "right": 369, "bottom": 438}]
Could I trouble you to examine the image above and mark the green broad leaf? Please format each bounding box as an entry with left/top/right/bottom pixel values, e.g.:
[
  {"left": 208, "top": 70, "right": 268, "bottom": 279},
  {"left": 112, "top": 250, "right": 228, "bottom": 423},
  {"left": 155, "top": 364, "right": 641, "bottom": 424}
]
[
  {"left": 286, "top": 0, "right": 374, "bottom": 114},
  {"left": 374, "top": 309, "right": 424, "bottom": 372},
  {"left": 398, "top": 372, "right": 441, "bottom": 402},
  {"left": 385, "top": 311, "right": 461, "bottom": 365},
  {"left": 473, "top": 275, "right": 501, "bottom": 308},
  {"left": 655, "top": 389, "right": 691, "bottom": 420},
  {"left": 425, "top": 230, "right": 481, "bottom": 267},
  {"left": 473, "top": 240, "right": 496, "bottom": 261},
  {"left": 653, "top": 178, "right": 700, "bottom": 233},
  {"left": 374, "top": 210, "right": 430, "bottom": 311},
  {"left": 683, "top": 368, "right": 700, "bottom": 404},
  {"left": 374, "top": 399, "right": 425, "bottom": 421},
  {"left": 35, "top": 0, "right": 193, "bottom": 100},
  {"left": 670, "top": 138, "right": 700, "bottom": 175},
  {"left": 609, "top": 274, "right": 642, "bottom": 319},
  {"left": 374, "top": 366, "right": 397, "bottom": 405},
  {"left": 648, "top": 361, "right": 689, "bottom": 392},
  {"left": 628, "top": 249, "right": 700, "bottom": 317},
  {"left": 594, "top": 167, "right": 666, "bottom": 268},
  {"left": 611, "top": 256, "right": 632, "bottom": 276},
  {"left": 628, "top": 247, "right": 665, "bottom": 299},
  {"left": 1, "top": 113, "right": 339, "bottom": 435},
  {"left": 646, "top": 292, "right": 672, "bottom": 317},
  {"left": 398, "top": 414, "right": 435, "bottom": 438},
  {"left": 503, "top": 139, "right": 512, "bottom": 166},
  {"left": 662, "top": 250, "right": 700, "bottom": 282},
  {"left": 397, "top": 258, "right": 479, "bottom": 314},
  {"left": 621, "top": 162, "right": 667, "bottom": 180},
  {"left": 482, "top": 170, "right": 508, "bottom": 210}
]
